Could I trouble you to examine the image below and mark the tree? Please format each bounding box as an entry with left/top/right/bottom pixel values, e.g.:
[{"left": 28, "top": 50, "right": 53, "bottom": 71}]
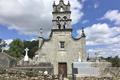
[
  {"left": 0, "top": 39, "right": 7, "bottom": 52},
  {"left": 105, "top": 56, "right": 120, "bottom": 67},
  {"left": 8, "top": 39, "right": 24, "bottom": 58},
  {"left": 8, "top": 39, "right": 38, "bottom": 59},
  {"left": 111, "top": 56, "right": 120, "bottom": 67},
  {"left": 23, "top": 40, "right": 38, "bottom": 58}
]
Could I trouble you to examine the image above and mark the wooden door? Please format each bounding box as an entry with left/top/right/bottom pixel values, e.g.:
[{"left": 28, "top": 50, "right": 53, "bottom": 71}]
[{"left": 58, "top": 63, "right": 67, "bottom": 78}]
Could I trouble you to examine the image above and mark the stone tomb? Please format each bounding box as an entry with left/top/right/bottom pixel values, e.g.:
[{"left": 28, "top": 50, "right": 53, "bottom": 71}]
[{"left": 72, "top": 61, "right": 112, "bottom": 80}]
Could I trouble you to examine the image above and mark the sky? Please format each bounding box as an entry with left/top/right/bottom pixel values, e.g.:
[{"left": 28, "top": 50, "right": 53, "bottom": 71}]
[{"left": 0, "top": 0, "right": 120, "bottom": 57}]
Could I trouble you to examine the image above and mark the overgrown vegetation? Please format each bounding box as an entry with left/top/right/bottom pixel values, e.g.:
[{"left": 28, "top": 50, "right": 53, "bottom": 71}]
[
  {"left": 104, "top": 56, "right": 120, "bottom": 67},
  {"left": 9, "top": 39, "right": 24, "bottom": 58},
  {"left": 8, "top": 39, "right": 38, "bottom": 59}
]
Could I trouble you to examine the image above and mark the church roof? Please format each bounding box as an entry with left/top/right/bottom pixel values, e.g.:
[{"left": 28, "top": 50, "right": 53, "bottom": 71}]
[
  {"left": 40, "top": 28, "right": 86, "bottom": 42},
  {"left": 51, "top": 29, "right": 72, "bottom": 32}
]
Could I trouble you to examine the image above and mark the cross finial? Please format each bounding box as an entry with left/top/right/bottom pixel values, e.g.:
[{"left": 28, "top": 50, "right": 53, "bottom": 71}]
[
  {"left": 39, "top": 28, "right": 43, "bottom": 38},
  {"left": 68, "top": 1, "right": 70, "bottom": 6},
  {"left": 53, "top": 1, "right": 56, "bottom": 6},
  {"left": 82, "top": 27, "right": 84, "bottom": 32},
  {"left": 40, "top": 28, "right": 43, "bottom": 34},
  {"left": 81, "top": 27, "right": 86, "bottom": 37}
]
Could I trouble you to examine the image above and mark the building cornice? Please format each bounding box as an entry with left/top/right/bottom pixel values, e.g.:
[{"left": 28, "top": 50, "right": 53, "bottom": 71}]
[
  {"left": 51, "top": 29, "right": 72, "bottom": 32},
  {"left": 52, "top": 19, "right": 72, "bottom": 22},
  {"left": 52, "top": 11, "right": 71, "bottom": 14}
]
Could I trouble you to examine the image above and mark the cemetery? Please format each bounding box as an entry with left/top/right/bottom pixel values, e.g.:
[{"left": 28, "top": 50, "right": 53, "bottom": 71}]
[{"left": 0, "top": 0, "right": 120, "bottom": 80}]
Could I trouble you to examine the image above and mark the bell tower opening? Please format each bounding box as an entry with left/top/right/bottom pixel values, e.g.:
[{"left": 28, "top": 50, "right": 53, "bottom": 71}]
[{"left": 60, "top": 7, "right": 64, "bottom": 12}]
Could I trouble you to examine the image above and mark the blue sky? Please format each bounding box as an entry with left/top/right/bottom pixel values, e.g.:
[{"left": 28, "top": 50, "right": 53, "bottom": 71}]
[
  {"left": 0, "top": 0, "right": 120, "bottom": 57},
  {"left": 0, "top": 24, "right": 32, "bottom": 40},
  {"left": 75, "top": 0, "right": 120, "bottom": 27}
]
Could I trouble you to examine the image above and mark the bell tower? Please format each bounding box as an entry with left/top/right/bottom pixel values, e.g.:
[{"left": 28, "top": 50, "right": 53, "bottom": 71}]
[{"left": 52, "top": 0, "right": 72, "bottom": 30}]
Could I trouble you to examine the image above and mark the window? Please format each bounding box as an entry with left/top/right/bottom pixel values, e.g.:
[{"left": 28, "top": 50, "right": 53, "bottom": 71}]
[
  {"left": 60, "top": 41, "right": 65, "bottom": 48},
  {"left": 60, "top": 7, "right": 64, "bottom": 12}
]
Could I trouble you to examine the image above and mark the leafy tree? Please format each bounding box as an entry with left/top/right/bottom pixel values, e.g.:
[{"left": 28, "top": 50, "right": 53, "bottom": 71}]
[
  {"left": 8, "top": 39, "right": 24, "bottom": 58},
  {"left": 111, "top": 56, "right": 120, "bottom": 67},
  {"left": 105, "top": 56, "right": 120, "bottom": 67},
  {"left": 8, "top": 39, "right": 38, "bottom": 59}
]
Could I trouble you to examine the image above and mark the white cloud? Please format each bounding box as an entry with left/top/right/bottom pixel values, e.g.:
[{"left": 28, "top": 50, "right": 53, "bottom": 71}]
[
  {"left": 87, "top": 43, "right": 120, "bottom": 58},
  {"left": 103, "top": 10, "right": 120, "bottom": 25},
  {"left": 4, "top": 39, "right": 13, "bottom": 50},
  {"left": 85, "top": 23, "right": 120, "bottom": 45},
  {"left": 0, "top": 0, "right": 83, "bottom": 36},
  {"left": 5, "top": 39, "right": 13, "bottom": 45},
  {"left": 77, "top": 23, "right": 120, "bottom": 57}
]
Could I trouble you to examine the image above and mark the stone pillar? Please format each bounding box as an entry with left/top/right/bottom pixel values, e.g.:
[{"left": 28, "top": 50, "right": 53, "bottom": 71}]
[
  {"left": 39, "top": 38, "right": 43, "bottom": 48},
  {"left": 81, "top": 28, "right": 86, "bottom": 62},
  {"left": 81, "top": 37, "right": 86, "bottom": 62},
  {"left": 78, "top": 52, "right": 82, "bottom": 62}
]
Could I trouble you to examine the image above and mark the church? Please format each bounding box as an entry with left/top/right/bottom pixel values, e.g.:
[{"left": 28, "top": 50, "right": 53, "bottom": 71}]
[{"left": 32, "top": 0, "right": 87, "bottom": 77}]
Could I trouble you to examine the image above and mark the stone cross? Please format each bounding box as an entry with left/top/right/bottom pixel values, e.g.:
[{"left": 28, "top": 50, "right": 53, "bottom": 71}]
[{"left": 24, "top": 48, "right": 29, "bottom": 61}]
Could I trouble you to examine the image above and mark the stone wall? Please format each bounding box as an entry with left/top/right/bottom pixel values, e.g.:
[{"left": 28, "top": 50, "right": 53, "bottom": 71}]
[
  {"left": 74, "top": 67, "right": 120, "bottom": 80},
  {"left": 0, "top": 67, "right": 119, "bottom": 80},
  {"left": 0, "top": 52, "right": 16, "bottom": 68},
  {"left": 0, "top": 69, "right": 54, "bottom": 80}
]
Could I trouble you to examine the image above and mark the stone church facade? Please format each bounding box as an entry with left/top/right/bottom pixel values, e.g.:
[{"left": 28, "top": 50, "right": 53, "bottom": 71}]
[{"left": 33, "top": 0, "right": 86, "bottom": 77}]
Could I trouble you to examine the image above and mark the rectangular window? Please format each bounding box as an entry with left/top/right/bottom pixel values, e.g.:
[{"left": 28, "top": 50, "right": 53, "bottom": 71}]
[{"left": 60, "top": 41, "right": 65, "bottom": 48}]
